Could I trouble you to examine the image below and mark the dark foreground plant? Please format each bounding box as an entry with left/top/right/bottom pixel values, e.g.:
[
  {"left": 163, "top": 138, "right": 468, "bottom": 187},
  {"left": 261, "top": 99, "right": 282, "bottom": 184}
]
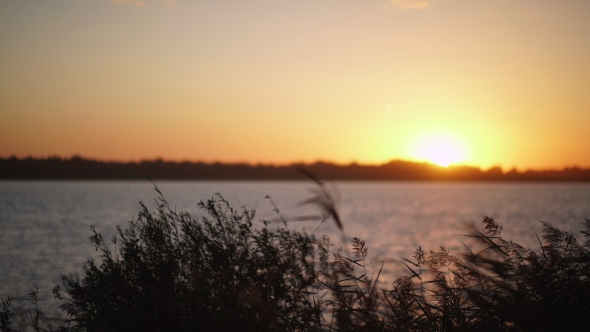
[
  {"left": 0, "top": 285, "right": 66, "bottom": 332},
  {"left": 373, "top": 216, "right": 590, "bottom": 332},
  {"left": 52, "top": 187, "right": 330, "bottom": 332},
  {"left": 0, "top": 298, "right": 14, "bottom": 332},
  {"left": 3, "top": 183, "right": 590, "bottom": 332}
]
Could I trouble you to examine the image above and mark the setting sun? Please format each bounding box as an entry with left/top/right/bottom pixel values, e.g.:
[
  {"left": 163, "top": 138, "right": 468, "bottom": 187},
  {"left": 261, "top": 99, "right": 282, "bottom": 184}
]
[{"left": 410, "top": 133, "right": 468, "bottom": 167}]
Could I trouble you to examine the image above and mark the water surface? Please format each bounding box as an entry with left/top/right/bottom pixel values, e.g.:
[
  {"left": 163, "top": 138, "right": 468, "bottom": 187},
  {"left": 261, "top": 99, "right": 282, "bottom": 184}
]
[{"left": 2, "top": 181, "right": 589, "bottom": 319}]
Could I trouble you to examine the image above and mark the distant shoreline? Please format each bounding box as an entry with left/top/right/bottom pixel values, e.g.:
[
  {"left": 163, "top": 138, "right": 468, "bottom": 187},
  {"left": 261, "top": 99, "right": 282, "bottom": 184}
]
[
  {"left": 4, "top": 180, "right": 590, "bottom": 184},
  {"left": 2, "top": 156, "right": 590, "bottom": 181}
]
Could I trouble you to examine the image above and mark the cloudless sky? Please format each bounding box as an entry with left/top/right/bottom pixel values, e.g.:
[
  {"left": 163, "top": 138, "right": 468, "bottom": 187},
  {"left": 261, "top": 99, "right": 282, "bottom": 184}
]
[{"left": 1, "top": 0, "right": 589, "bottom": 170}]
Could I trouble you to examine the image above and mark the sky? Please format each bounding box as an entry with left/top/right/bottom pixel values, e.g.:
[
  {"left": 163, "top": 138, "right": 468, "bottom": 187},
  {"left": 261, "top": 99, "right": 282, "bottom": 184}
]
[{"left": 1, "top": 0, "right": 589, "bottom": 170}]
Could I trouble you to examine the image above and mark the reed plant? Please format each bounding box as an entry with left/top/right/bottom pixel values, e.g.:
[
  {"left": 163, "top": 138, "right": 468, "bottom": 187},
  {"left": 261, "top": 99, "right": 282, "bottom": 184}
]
[{"left": 2, "top": 180, "right": 590, "bottom": 331}]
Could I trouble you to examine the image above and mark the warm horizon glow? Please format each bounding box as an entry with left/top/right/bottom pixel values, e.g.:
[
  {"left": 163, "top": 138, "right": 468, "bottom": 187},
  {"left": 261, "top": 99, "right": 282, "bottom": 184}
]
[
  {"left": 409, "top": 133, "right": 469, "bottom": 167},
  {"left": 1, "top": 0, "right": 590, "bottom": 170}
]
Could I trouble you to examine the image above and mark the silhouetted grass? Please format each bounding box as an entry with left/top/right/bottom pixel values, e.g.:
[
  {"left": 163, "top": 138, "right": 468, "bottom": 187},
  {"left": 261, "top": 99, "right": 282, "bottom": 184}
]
[{"left": 3, "top": 181, "right": 590, "bottom": 331}]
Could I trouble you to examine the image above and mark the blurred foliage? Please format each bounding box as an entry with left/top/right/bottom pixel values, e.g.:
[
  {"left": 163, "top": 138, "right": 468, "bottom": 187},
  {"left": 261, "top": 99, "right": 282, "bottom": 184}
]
[{"left": 3, "top": 185, "right": 590, "bottom": 331}]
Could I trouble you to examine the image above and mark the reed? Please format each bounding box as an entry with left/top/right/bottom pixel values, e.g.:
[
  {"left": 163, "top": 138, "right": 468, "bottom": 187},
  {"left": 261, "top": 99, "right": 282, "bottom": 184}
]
[{"left": 2, "top": 180, "right": 590, "bottom": 331}]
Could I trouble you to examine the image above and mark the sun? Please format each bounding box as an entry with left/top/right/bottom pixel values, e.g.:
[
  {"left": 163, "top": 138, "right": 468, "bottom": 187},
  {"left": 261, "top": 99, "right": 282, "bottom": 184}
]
[{"left": 410, "top": 133, "right": 468, "bottom": 167}]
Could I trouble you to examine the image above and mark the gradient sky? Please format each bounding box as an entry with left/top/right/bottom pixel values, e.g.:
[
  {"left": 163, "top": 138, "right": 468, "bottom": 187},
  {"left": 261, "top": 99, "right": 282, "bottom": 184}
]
[{"left": 1, "top": 0, "right": 589, "bottom": 170}]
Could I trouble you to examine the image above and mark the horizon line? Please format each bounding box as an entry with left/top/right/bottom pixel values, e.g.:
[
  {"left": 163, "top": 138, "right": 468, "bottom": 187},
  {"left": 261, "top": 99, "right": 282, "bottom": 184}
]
[{"left": 3, "top": 154, "right": 590, "bottom": 173}]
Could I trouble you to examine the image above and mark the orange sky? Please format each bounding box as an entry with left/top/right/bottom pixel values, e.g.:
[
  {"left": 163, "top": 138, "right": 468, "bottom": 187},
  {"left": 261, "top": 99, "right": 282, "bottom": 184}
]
[{"left": 1, "top": 0, "right": 589, "bottom": 170}]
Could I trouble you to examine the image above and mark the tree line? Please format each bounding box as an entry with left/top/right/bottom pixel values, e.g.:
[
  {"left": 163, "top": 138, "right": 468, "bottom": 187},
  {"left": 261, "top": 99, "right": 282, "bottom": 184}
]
[{"left": 2, "top": 156, "right": 590, "bottom": 181}]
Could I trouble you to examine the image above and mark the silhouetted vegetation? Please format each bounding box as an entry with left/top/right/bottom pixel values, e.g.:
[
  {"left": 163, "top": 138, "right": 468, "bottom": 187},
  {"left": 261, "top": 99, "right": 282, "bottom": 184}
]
[
  {"left": 3, "top": 182, "right": 590, "bottom": 331},
  {"left": 2, "top": 156, "right": 590, "bottom": 181}
]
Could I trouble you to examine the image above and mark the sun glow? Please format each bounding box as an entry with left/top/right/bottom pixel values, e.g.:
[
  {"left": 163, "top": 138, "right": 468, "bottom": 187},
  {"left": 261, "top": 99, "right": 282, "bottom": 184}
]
[{"left": 410, "top": 133, "right": 468, "bottom": 167}]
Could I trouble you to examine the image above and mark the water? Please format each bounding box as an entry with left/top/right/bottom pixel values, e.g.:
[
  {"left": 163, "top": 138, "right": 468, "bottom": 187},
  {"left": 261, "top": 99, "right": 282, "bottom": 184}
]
[{"left": 1, "top": 181, "right": 590, "bottom": 321}]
